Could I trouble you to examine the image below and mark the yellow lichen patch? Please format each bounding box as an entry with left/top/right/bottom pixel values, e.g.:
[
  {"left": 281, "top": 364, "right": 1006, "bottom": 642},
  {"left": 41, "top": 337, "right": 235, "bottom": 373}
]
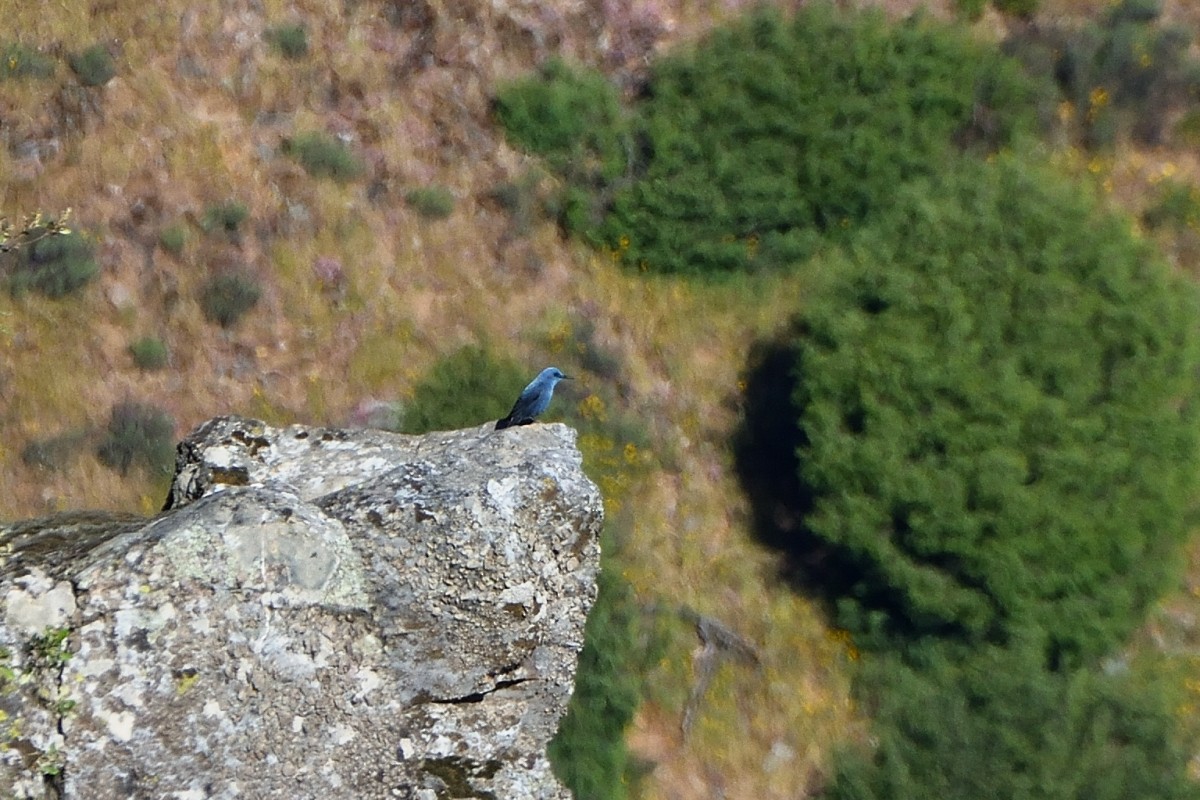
[{"left": 175, "top": 672, "right": 200, "bottom": 695}]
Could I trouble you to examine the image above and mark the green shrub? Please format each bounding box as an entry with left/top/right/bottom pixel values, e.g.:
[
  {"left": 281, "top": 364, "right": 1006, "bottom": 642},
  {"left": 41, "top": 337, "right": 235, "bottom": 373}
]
[
  {"left": 782, "top": 157, "right": 1200, "bottom": 663},
  {"left": 617, "top": 5, "right": 1043, "bottom": 274},
  {"left": 68, "top": 44, "right": 115, "bottom": 87},
  {"left": 199, "top": 272, "right": 261, "bottom": 328},
  {"left": 487, "top": 172, "right": 546, "bottom": 236},
  {"left": 952, "top": 0, "right": 987, "bottom": 18},
  {"left": 497, "top": 5, "right": 1043, "bottom": 276},
  {"left": 128, "top": 337, "right": 169, "bottom": 371},
  {"left": 549, "top": 554, "right": 642, "bottom": 800},
  {"left": 404, "top": 186, "right": 455, "bottom": 219},
  {"left": 494, "top": 57, "right": 631, "bottom": 184},
  {"left": 158, "top": 223, "right": 187, "bottom": 256},
  {"left": 398, "top": 345, "right": 528, "bottom": 433},
  {"left": 825, "top": 642, "right": 1200, "bottom": 800},
  {"left": 494, "top": 57, "right": 633, "bottom": 236},
  {"left": 954, "top": 0, "right": 1039, "bottom": 16},
  {"left": 1173, "top": 109, "right": 1200, "bottom": 147},
  {"left": 1110, "top": 0, "right": 1163, "bottom": 23},
  {"left": 993, "top": 0, "right": 1038, "bottom": 16},
  {"left": 201, "top": 200, "right": 249, "bottom": 235},
  {"left": 266, "top": 23, "right": 308, "bottom": 59},
  {"left": 1142, "top": 179, "right": 1200, "bottom": 230},
  {"left": 5, "top": 228, "right": 98, "bottom": 298},
  {"left": 284, "top": 131, "right": 363, "bottom": 182},
  {"left": 96, "top": 402, "right": 175, "bottom": 476},
  {"left": 1, "top": 42, "right": 55, "bottom": 80},
  {"left": 21, "top": 430, "right": 89, "bottom": 472}
]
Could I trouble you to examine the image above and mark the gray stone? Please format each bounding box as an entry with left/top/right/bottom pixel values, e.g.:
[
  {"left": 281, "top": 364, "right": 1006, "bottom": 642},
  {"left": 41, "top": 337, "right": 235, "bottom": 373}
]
[{"left": 0, "top": 417, "right": 602, "bottom": 799}]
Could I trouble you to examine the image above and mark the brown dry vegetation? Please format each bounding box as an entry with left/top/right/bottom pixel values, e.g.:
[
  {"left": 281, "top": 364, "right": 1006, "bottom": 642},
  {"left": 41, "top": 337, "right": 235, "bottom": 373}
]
[{"left": 4, "top": 0, "right": 1200, "bottom": 798}]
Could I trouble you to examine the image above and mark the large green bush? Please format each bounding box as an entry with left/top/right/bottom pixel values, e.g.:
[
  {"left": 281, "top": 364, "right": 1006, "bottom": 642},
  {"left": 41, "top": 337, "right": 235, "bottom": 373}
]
[
  {"left": 496, "top": 4, "right": 1044, "bottom": 275},
  {"left": 826, "top": 642, "right": 1200, "bottom": 800},
  {"left": 787, "top": 157, "right": 1200, "bottom": 663}
]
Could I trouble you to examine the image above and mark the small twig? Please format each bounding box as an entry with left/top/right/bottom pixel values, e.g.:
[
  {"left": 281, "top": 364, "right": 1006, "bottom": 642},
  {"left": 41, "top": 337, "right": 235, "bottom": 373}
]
[
  {"left": 643, "top": 602, "right": 760, "bottom": 738},
  {"left": 0, "top": 209, "right": 74, "bottom": 254}
]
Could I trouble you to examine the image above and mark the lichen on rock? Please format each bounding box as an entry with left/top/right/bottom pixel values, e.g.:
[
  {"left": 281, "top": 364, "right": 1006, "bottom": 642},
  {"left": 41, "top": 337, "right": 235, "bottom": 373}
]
[{"left": 0, "top": 416, "right": 602, "bottom": 799}]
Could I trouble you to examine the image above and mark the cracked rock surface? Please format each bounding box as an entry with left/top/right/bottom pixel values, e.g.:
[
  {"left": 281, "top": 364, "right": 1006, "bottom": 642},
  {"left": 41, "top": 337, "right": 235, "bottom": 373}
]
[{"left": 0, "top": 416, "right": 602, "bottom": 799}]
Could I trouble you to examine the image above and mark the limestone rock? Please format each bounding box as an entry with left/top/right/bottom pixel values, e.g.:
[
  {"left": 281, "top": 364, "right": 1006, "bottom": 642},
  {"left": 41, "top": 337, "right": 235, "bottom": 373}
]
[{"left": 0, "top": 417, "right": 602, "bottom": 799}]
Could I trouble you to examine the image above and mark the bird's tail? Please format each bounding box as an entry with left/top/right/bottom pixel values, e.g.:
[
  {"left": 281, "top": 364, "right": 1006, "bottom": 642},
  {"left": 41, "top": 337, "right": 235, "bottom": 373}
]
[{"left": 495, "top": 417, "right": 513, "bottom": 430}]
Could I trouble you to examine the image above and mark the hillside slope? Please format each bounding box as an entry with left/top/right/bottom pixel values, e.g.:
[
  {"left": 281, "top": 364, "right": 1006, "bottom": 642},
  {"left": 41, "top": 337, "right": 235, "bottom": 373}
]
[{"left": 4, "top": 0, "right": 1200, "bottom": 798}]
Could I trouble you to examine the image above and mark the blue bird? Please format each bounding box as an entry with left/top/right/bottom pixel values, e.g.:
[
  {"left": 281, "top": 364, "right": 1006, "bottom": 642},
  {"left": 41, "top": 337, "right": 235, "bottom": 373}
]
[{"left": 496, "top": 367, "right": 570, "bottom": 430}]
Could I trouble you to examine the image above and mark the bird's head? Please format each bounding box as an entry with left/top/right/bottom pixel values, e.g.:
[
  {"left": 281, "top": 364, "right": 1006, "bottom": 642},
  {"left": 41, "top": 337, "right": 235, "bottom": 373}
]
[{"left": 542, "top": 367, "right": 570, "bottom": 383}]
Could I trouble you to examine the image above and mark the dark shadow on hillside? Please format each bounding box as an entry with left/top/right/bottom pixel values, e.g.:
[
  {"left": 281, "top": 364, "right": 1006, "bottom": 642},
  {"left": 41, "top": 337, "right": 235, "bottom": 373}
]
[
  {"left": 733, "top": 336, "right": 855, "bottom": 599},
  {"left": 733, "top": 336, "right": 995, "bottom": 648}
]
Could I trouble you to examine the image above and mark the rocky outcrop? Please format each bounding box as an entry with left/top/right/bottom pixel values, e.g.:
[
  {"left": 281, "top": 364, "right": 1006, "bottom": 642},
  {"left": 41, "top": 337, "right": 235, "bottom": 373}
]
[{"left": 0, "top": 417, "right": 603, "bottom": 799}]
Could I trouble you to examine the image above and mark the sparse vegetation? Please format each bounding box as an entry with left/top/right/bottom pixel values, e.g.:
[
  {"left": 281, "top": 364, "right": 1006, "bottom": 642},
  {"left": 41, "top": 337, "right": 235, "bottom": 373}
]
[
  {"left": 199, "top": 271, "right": 262, "bottom": 328},
  {"left": 1143, "top": 179, "right": 1200, "bottom": 231},
  {"left": 956, "top": 0, "right": 1038, "bottom": 18},
  {"left": 1, "top": 42, "right": 55, "bottom": 80},
  {"left": 29, "top": 627, "right": 72, "bottom": 669},
  {"left": 1002, "top": 0, "right": 1200, "bottom": 147},
  {"left": 21, "top": 430, "right": 90, "bottom": 472},
  {"left": 96, "top": 402, "right": 175, "bottom": 476},
  {"left": 487, "top": 172, "right": 545, "bottom": 236},
  {"left": 128, "top": 336, "right": 170, "bottom": 370},
  {"left": 284, "top": 131, "right": 363, "bottom": 182},
  {"left": 158, "top": 223, "right": 187, "bottom": 256},
  {"left": 312, "top": 254, "right": 346, "bottom": 299},
  {"left": 266, "top": 23, "right": 309, "bottom": 59},
  {"left": 201, "top": 200, "right": 249, "bottom": 235},
  {"left": 3, "top": 227, "right": 98, "bottom": 298},
  {"left": 68, "top": 44, "right": 115, "bottom": 86},
  {"left": 404, "top": 186, "right": 455, "bottom": 219}
]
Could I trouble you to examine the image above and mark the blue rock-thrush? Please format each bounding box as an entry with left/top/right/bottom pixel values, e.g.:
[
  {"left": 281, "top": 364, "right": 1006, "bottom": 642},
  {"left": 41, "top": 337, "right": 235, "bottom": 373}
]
[{"left": 496, "top": 367, "right": 570, "bottom": 430}]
